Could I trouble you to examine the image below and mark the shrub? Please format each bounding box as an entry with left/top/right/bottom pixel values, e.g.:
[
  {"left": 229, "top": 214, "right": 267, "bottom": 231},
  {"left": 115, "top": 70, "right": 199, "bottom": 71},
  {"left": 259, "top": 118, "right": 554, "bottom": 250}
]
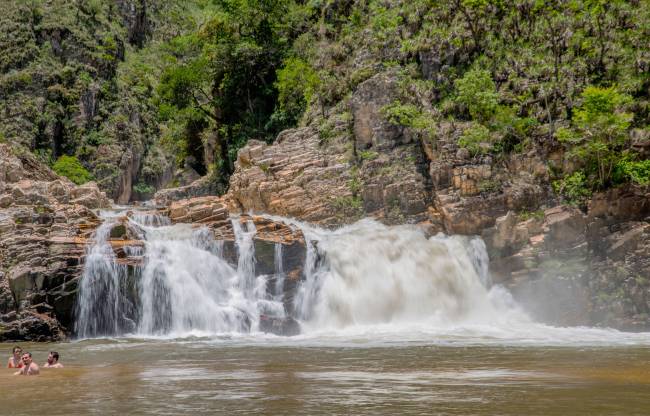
[
  {"left": 133, "top": 182, "right": 156, "bottom": 195},
  {"left": 615, "top": 159, "right": 650, "bottom": 185},
  {"left": 458, "top": 124, "right": 492, "bottom": 156},
  {"left": 381, "top": 102, "right": 432, "bottom": 130},
  {"left": 552, "top": 171, "right": 592, "bottom": 205},
  {"left": 53, "top": 155, "right": 93, "bottom": 185},
  {"left": 453, "top": 68, "right": 499, "bottom": 122},
  {"left": 556, "top": 86, "right": 632, "bottom": 188}
]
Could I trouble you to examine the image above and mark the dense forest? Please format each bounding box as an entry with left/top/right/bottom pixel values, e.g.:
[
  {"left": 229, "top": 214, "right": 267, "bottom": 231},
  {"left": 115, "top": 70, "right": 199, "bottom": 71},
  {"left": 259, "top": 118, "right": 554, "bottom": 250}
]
[{"left": 1, "top": 0, "right": 648, "bottom": 205}]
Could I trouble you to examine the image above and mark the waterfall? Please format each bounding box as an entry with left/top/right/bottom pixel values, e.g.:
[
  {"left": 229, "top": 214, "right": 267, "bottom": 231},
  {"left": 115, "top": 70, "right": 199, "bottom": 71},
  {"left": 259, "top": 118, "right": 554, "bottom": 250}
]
[
  {"left": 75, "top": 211, "right": 285, "bottom": 338},
  {"left": 75, "top": 211, "right": 528, "bottom": 339},
  {"left": 274, "top": 243, "right": 285, "bottom": 298},
  {"left": 293, "top": 220, "right": 527, "bottom": 330},
  {"left": 465, "top": 237, "right": 491, "bottom": 287},
  {"left": 293, "top": 234, "right": 326, "bottom": 321},
  {"left": 74, "top": 220, "right": 138, "bottom": 338},
  {"left": 232, "top": 219, "right": 257, "bottom": 297}
]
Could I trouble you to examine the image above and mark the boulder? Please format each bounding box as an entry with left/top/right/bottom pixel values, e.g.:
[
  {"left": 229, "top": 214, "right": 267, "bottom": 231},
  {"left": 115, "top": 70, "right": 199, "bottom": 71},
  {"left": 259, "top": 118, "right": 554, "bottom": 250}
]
[
  {"left": 544, "top": 205, "right": 586, "bottom": 249},
  {"left": 350, "top": 72, "right": 402, "bottom": 151},
  {"left": 259, "top": 315, "right": 301, "bottom": 336}
]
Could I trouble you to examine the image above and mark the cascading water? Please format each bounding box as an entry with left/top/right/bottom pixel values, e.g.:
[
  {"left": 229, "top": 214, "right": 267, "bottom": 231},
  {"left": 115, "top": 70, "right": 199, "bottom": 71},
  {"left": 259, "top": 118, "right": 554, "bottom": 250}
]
[
  {"left": 293, "top": 219, "right": 527, "bottom": 331},
  {"left": 75, "top": 214, "right": 138, "bottom": 338},
  {"left": 75, "top": 210, "right": 530, "bottom": 339},
  {"left": 274, "top": 243, "right": 284, "bottom": 298},
  {"left": 75, "top": 211, "right": 287, "bottom": 338}
]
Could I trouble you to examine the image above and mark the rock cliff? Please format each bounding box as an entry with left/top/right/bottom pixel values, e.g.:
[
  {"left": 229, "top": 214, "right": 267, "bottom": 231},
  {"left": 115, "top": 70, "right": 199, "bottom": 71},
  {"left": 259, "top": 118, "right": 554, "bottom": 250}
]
[{"left": 0, "top": 144, "right": 110, "bottom": 341}]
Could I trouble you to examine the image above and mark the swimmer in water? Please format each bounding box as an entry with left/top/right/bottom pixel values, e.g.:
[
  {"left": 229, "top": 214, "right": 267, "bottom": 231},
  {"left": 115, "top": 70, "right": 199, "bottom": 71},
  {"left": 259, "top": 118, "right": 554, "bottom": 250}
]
[
  {"left": 7, "top": 346, "right": 24, "bottom": 369},
  {"left": 14, "top": 352, "right": 39, "bottom": 376},
  {"left": 43, "top": 351, "right": 63, "bottom": 369}
]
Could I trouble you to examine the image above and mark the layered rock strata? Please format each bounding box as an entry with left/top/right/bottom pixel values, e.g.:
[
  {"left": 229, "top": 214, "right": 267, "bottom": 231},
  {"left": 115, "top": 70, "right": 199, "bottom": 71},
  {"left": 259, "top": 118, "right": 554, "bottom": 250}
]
[
  {"left": 483, "top": 185, "right": 650, "bottom": 330},
  {"left": 0, "top": 144, "right": 110, "bottom": 341}
]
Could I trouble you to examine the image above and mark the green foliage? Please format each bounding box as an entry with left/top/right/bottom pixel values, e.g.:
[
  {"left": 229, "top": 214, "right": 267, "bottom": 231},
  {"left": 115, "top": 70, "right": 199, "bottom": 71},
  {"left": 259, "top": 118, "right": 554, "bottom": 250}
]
[
  {"left": 158, "top": 60, "right": 207, "bottom": 112},
  {"left": 275, "top": 57, "right": 320, "bottom": 125},
  {"left": 477, "top": 179, "right": 500, "bottom": 193},
  {"left": 156, "top": 0, "right": 308, "bottom": 181},
  {"left": 453, "top": 69, "right": 499, "bottom": 123},
  {"left": 332, "top": 195, "right": 364, "bottom": 220},
  {"left": 458, "top": 124, "right": 492, "bottom": 156},
  {"left": 358, "top": 150, "right": 379, "bottom": 161},
  {"left": 3, "top": 0, "right": 650, "bottom": 204},
  {"left": 615, "top": 159, "right": 650, "bottom": 185},
  {"left": 133, "top": 182, "right": 156, "bottom": 195},
  {"left": 557, "top": 86, "right": 633, "bottom": 188},
  {"left": 517, "top": 210, "right": 545, "bottom": 221},
  {"left": 381, "top": 102, "right": 433, "bottom": 130},
  {"left": 552, "top": 171, "right": 593, "bottom": 206},
  {"left": 53, "top": 155, "right": 93, "bottom": 185}
]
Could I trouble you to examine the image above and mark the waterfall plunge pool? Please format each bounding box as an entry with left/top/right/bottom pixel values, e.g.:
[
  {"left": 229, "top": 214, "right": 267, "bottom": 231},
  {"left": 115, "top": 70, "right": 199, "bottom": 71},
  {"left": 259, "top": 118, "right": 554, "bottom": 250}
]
[
  {"left": 2, "top": 339, "right": 650, "bottom": 415},
  {"left": 8, "top": 208, "right": 648, "bottom": 415}
]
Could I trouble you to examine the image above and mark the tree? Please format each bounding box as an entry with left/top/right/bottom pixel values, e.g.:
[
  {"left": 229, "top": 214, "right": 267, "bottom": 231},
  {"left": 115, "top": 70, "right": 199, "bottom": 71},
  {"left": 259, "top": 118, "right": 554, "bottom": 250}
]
[
  {"left": 556, "top": 86, "right": 632, "bottom": 188},
  {"left": 275, "top": 57, "right": 320, "bottom": 126},
  {"left": 157, "top": 0, "right": 300, "bottom": 181},
  {"left": 453, "top": 68, "right": 499, "bottom": 123}
]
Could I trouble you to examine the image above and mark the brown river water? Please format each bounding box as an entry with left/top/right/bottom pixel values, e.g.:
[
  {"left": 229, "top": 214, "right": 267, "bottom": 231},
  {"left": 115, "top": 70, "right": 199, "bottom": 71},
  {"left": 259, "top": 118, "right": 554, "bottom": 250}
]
[{"left": 1, "top": 337, "right": 650, "bottom": 415}]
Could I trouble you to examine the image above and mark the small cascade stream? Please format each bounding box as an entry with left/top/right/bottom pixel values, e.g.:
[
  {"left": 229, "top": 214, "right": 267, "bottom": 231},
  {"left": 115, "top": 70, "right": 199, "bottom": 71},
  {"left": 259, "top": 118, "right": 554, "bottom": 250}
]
[
  {"left": 75, "top": 216, "right": 138, "bottom": 339},
  {"left": 75, "top": 210, "right": 529, "bottom": 339}
]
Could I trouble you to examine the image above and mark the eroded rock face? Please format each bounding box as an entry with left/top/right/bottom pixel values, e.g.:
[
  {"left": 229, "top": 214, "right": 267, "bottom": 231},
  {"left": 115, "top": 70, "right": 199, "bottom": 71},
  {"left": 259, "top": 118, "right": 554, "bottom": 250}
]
[
  {"left": 484, "top": 186, "right": 650, "bottom": 330},
  {"left": 224, "top": 73, "right": 433, "bottom": 228},
  {"left": 423, "top": 122, "right": 550, "bottom": 235},
  {"left": 154, "top": 176, "right": 221, "bottom": 206},
  {"left": 350, "top": 72, "right": 403, "bottom": 151},
  {"left": 0, "top": 144, "right": 111, "bottom": 341},
  {"left": 226, "top": 129, "right": 353, "bottom": 226}
]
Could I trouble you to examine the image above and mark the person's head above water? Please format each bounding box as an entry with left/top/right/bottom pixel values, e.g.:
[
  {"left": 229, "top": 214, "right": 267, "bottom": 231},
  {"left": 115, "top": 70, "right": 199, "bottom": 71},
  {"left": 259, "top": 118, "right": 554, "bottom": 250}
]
[
  {"left": 21, "top": 352, "right": 32, "bottom": 366},
  {"left": 12, "top": 346, "right": 22, "bottom": 357},
  {"left": 47, "top": 352, "right": 59, "bottom": 365}
]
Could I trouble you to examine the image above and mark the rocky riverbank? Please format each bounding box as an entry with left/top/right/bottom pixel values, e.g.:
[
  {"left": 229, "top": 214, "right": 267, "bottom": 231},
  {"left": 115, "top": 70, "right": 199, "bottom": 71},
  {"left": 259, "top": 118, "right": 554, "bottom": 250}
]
[
  {"left": 0, "top": 144, "right": 308, "bottom": 340},
  {"left": 218, "top": 73, "right": 650, "bottom": 330},
  {"left": 0, "top": 144, "right": 109, "bottom": 341}
]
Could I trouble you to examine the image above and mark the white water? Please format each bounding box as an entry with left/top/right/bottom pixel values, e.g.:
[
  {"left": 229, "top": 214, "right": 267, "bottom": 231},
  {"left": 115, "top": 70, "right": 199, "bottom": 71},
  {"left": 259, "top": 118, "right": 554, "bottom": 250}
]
[
  {"left": 74, "top": 211, "right": 650, "bottom": 346},
  {"left": 75, "top": 218, "right": 137, "bottom": 338},
  {"left": 298, "top": 220, "right": 523, "bottom": 330},
  {"left": 76, "top": 211, "right": 286, "bottom": 337}
]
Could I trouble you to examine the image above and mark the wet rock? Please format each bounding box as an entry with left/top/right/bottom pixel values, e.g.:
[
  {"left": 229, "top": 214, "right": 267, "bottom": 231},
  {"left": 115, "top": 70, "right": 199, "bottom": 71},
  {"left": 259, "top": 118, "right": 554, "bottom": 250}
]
[
  {"left": 154, "top": 176, "right": 221, "bottom": 206},
  {"left": 167, "top": 196, "right": 230, "bottom": 226},
  {"left": 109, "top": 223, "right": 128, "bottom": 239},
  {"left": 0, "top": 311, "right": 65, "bottom": 342},
  {"left": 544, "top": 206, "right": 586, "bottom": 249},
  {"left": 259, "top": 315, "right": 300, "bottom": 336}
]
